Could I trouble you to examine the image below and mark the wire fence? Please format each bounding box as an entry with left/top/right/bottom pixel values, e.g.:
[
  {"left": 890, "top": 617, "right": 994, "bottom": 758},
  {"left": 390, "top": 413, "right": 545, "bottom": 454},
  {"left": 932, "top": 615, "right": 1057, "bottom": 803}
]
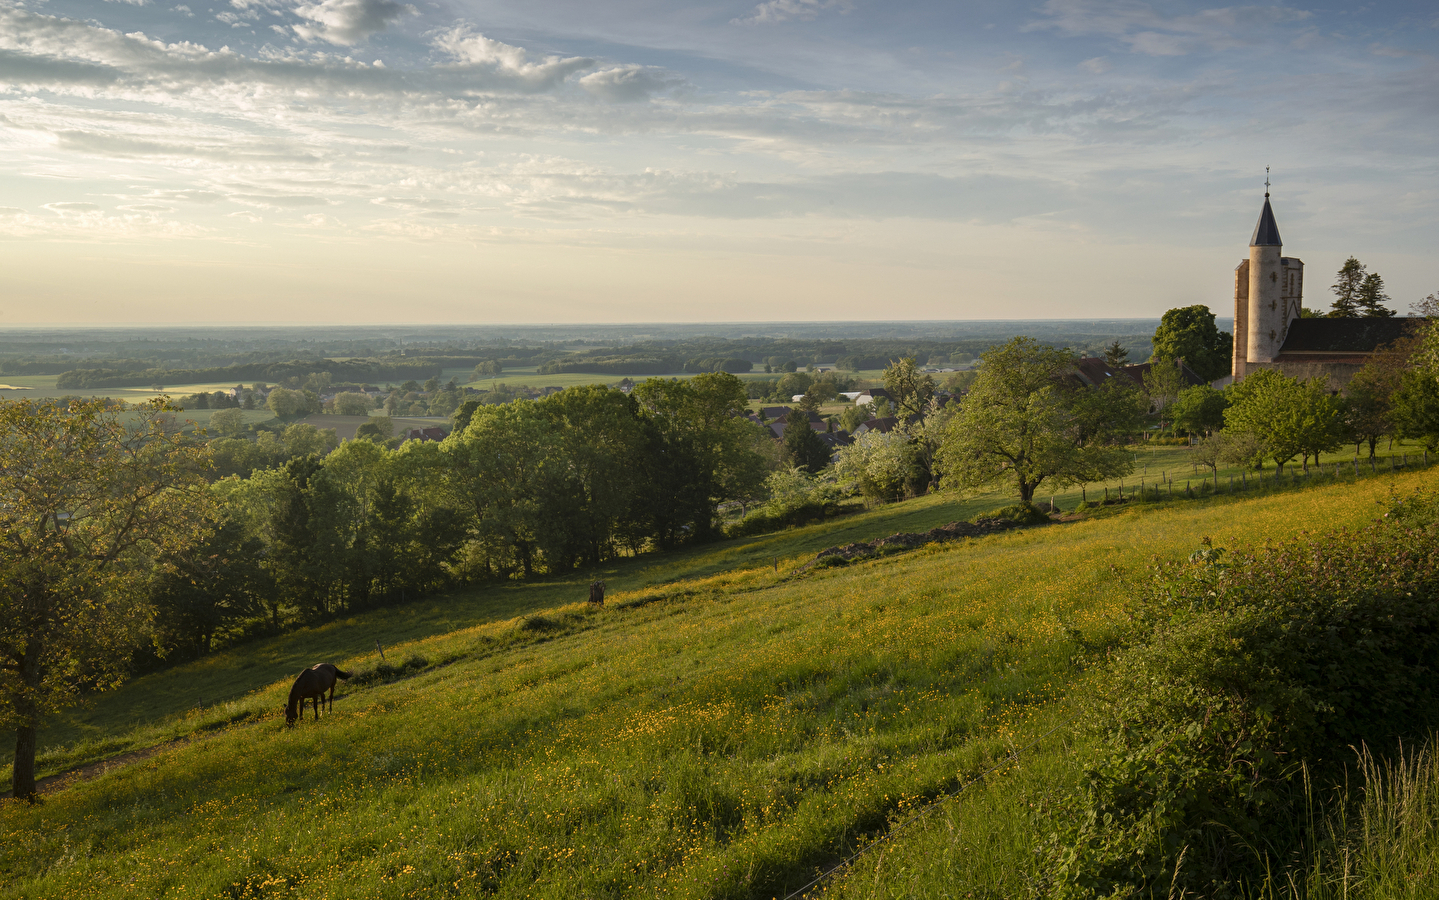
[{"left": 1080, "top": 449, "right": 1434, "bottom": 507}]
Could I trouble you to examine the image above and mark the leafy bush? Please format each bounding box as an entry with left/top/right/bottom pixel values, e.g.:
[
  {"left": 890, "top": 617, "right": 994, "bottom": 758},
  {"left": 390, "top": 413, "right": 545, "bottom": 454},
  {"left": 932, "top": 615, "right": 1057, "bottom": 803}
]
[
  {"left": 725, "top": 467, "right": 843, "bottom": 537},
  {"left": 1045, "top": 497, "right": 1439, "bottom": 898},
  {"left": 976, "top": 502, "right": 1050, "bottom": 526}
]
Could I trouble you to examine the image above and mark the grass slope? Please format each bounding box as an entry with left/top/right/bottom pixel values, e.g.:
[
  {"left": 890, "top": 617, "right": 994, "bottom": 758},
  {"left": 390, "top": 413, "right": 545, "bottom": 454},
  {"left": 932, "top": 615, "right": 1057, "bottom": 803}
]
[{"left": 1, "top": 469, "right": 1426, "bottom": 900}]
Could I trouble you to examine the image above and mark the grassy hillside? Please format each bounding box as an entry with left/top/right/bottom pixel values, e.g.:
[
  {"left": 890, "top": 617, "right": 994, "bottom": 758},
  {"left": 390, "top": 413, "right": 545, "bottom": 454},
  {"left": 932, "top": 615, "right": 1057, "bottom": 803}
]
[{"left": 1, "top": 468, "right": 1426, "bottom": 899}]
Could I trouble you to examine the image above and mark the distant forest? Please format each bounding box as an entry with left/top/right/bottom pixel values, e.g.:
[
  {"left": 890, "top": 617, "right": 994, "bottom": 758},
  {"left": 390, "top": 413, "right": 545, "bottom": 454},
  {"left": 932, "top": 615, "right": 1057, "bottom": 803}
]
[{"left": 0, "top": 321, "right": 1174, "bottom": 386}]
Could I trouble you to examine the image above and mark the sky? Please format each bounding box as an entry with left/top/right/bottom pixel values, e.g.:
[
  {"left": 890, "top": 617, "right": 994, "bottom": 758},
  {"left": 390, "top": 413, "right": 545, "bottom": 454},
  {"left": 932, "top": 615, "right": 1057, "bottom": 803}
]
[{"left": 0, "top": 0, "right": 1434, "bottom": 324}]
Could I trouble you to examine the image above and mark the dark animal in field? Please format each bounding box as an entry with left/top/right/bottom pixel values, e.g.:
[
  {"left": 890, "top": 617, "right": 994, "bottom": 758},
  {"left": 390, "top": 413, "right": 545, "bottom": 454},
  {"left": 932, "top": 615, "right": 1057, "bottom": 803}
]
[
  {"left": 285, "top": 663, "right": 351, "bottom": 725},
  {"left": 588, "top": 580, "right": 606, "bottom": 605}
]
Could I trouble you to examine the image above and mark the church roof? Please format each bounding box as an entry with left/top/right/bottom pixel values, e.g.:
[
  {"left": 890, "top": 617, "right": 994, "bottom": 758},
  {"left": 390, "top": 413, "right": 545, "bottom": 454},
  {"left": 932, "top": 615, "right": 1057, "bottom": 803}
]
[
  {"left": 1278, "top": 317, "right": 1416, "bottom": 354},
  {"left": 1250, "top": 196, "right": 1282, "bottom": 247}
]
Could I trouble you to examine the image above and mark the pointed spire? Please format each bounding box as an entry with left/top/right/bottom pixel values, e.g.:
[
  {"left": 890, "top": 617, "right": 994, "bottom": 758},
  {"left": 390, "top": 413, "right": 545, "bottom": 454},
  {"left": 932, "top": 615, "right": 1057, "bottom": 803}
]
[{"left": 1250, "top": 195, "right": 1281, "bottom": 247}]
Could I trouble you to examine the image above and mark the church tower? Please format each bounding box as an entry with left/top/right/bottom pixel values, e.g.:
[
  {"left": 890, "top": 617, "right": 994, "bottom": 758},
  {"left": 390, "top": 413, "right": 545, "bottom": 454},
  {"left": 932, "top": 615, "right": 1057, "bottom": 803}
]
[{"left": 1232, "top": 188, "right": 1303, "bottom": 380}]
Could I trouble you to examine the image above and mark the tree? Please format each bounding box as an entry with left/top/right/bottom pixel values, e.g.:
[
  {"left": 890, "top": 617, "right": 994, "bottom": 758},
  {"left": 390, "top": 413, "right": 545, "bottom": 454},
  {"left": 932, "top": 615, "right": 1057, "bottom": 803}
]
[
  {"left": 267, "top": 387, "right": 306, "bottom": 420},
  {"left": 836, "top": 430, "right": 912, "bottom": 505},
  {"left": 1223, "top": 369, "right": 1342, "bottom": 472},
  {"left": 1343, "top": 336, "right": 1413, "bottom": 458},
  {"left": 839, "top": 403, "right": 870, "bottom": 434},
  {"left": 472, "top": 359, "right": 501, "bottom": 379},
  {"left": 0, "top": 398, "right": 211, "bottom": 799},
  {"left": 148, "top": 515, "right": 270, "bottom": 660},
  {"left": 1142, "top": 359, "right": 1187, "bottom": 415},
  {"left": 1169, "top": 384, "right": 1228, "bottom": 436},
  {"left": 209, "top": 407, "right": 248, "bottom": 437},
  {"left": 1357, "top": 271, "right": 1395, "bottom": 318},
  {"left": 630, "top": 373, "right": 765, "bottom": 548},
  {"left": 282, "top": 422, "right": 338, "bottom": 458},
  {"left": 1329, "top": 257, "right": 1367, "bottom": 317},
  {"left": 1103, "top": 341, "right": 1130, "bottom": 369},
  {"left": 332, "top": 392, "right": 372, "bottom": 416},
  {"left": 1151, "top": 306, "right": 1232, "bottom": 382},
  {"left": 882, "top": 357, "right": 936, "bottom": 420},
  {"left": 782, "top": 408, "right": 830, "bottom": 474},
  {"left": 1391, "top": 369, "right": 1439, "bottom": 451},
  {"left": 355, "top": 416, "right": 394, "bottom": 443},
  {"left": 936, "top": 337, "right": 1140, "bottom": 504},
  {"left": 1410, "top": 292, "right": 1439, "bottom": 318}
]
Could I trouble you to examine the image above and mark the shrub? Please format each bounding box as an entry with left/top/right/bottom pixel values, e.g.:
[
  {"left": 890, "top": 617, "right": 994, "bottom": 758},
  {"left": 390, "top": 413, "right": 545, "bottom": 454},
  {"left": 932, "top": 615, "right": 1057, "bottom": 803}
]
[
  {"left": 724, "top": 468, "right": 843, "bottom": 537},
  {"left": 1045, "top": 497, "right": 1439, "bottom": 898},
  {"left": 976, "top": 502, "right": 1049, "bottom": 526}
]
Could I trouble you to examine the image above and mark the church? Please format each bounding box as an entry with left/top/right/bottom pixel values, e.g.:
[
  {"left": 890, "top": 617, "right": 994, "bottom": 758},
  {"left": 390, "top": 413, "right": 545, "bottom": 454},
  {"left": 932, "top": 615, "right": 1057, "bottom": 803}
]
[{"left": 1226, "top": 191, "right": 1412, "bottom": 389}]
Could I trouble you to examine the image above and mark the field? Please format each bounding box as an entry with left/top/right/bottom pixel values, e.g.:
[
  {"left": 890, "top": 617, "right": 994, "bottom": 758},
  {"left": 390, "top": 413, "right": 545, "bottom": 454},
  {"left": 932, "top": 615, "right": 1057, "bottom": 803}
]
[{"left": 1, "top": 464, "right": 1429, "bottom": 899}]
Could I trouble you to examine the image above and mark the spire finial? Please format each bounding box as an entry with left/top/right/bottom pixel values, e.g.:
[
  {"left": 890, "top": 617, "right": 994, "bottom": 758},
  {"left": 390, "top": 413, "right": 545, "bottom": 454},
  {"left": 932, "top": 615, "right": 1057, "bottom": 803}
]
[{"left": 1265, "top": 166, "right": 1270, "bottom": 198}]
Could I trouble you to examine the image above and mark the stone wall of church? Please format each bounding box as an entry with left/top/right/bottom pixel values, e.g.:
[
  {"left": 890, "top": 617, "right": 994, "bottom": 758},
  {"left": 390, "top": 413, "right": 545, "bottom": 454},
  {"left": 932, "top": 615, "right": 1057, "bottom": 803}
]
[{"left": 1240, "top": 359, "right": 1367, "bottom": 392}]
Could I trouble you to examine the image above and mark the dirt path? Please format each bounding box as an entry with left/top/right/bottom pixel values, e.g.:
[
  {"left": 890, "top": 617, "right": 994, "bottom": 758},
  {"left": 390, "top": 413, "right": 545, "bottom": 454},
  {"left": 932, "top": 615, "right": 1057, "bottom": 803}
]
[{"left": 35, "top": 739, "right": 187, "bottom": 795}]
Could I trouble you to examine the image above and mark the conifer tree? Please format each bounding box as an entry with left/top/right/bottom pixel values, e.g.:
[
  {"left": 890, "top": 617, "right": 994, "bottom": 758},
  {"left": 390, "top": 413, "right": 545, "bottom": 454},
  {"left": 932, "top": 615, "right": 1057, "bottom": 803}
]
[
  {"left": 1357, "top": 271, "right": 1395, "bottom": 318},
  {"left": 1102, "top": 340, "right": 1130, "bottom": 368},
  {"left": 1329, "top": 257, "right": 1366, "bottom": 317}
]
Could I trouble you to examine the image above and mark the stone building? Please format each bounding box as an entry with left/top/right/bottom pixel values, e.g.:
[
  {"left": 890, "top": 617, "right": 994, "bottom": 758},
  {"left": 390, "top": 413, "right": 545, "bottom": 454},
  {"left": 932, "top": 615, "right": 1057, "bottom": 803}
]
[{"left": 1228, "top": 192, "right": 1412, "bottom": 389}]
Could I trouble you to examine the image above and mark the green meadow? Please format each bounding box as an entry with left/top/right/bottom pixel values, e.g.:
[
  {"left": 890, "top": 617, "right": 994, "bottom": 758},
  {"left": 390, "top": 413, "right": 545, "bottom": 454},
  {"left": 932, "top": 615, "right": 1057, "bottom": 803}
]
[{"left": 1, "top": 461, "right": 1429, "bottom": 899}]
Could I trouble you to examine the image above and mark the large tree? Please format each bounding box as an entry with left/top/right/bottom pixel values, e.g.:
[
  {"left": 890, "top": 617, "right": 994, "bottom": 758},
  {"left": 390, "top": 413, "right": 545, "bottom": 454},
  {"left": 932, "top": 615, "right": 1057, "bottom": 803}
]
[
  {"left": 1344, "top": 336, "right": 1415, "bottom": 458},
  {"left": 782, "top": 407, "right": 830, "bottom": 474},
  {"left": 631, "top": 373, "right": 766, "bottom": 548},
  {"left": 881, "top": 357, "right": 936, "bottom": 420},
  {"left": 0, "top": 398, "right": 211, "bottom": 799},
  {"left": 937, "top": 337, "right": 1141, "bottom": 504},
  {"left": 1223, "top": 369, "right": 1343, "bottom": 472},
  {"left": 1169, "top": 384, "right": 1229, "bottom": 436},
  {"left": 1151, "top": 306, "right": 1232, "bottom": 383},
  {"left": 1357, "top": 271, "right": 1395, "bottom": 318},
  {"left": 1329, "top": 257, "right": 1366, "bottom": 317}
]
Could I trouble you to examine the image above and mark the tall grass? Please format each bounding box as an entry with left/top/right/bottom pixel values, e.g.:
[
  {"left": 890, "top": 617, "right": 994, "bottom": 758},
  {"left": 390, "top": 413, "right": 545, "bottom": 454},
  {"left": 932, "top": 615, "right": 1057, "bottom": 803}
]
[{"left": 1270, "top": 742, "right": 1439, "bottom": 900}]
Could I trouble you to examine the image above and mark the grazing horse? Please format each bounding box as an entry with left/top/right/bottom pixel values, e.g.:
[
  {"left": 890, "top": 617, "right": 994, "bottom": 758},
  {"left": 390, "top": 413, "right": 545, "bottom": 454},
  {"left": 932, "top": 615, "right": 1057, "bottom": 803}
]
[{"left": 285, "top": 663, "right": 351, "bottom": 725}]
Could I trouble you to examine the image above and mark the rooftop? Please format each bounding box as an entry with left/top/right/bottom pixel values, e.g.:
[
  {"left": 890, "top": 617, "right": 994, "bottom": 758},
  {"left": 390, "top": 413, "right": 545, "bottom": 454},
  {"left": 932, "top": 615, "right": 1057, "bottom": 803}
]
[{"left": 1278, "top": 317, "right": 1416, "bottom": 354}]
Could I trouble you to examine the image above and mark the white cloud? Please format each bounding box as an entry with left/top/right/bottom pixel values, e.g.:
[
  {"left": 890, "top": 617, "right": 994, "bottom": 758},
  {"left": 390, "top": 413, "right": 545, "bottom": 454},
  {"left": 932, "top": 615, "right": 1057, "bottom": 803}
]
[
  {"left": 44, "top": 201, "right": 103, "bottom": 213},
  {"left": 1079, "top": 56, "right": 1112, "bottom": 73},
  {"left": 731, "top": 0, "right": 852, "bottom": 26},
  {"left": 292, "top": 0, "right": 414, "bottom": 46},
  {"left": 1027, "top": 0, "right": 1310, "bottom": 55},
  {"left": 432, "top": 26, "right": 595, "bottom": 88},
  {"left": 578, "top": 66, "right": 683, "bottom": 102}
]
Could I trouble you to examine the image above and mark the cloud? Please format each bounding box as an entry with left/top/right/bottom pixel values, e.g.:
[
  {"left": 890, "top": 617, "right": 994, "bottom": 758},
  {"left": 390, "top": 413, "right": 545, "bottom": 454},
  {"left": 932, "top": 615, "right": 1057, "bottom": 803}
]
[
  {"left": 1079, "top": 56, "right": 1112, "bottom": 73},
  {"left": 1027, "top": 0, "right": 1310, "bottom": 56},
  {"left": 432, "top": 26, "right": 595, "bottom": 88},
  {"left": 292, "top": 0, "right": 414, "bottom": 45},
  {"left": 43, "top": 201, "right": 103, "bottom": 213},
  {"left": 578, "top": 66, "right": 683, "bottom": 102},
  {"left": 731, "top": 0, "right": 852, "bottom": 26}
]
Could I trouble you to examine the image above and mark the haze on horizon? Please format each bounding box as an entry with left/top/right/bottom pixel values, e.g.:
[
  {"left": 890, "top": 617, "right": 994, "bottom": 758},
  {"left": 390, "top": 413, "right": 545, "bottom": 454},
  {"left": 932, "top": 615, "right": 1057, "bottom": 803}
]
[{"left": 0, "top": 0, "right": 1434, "bottom": 325}]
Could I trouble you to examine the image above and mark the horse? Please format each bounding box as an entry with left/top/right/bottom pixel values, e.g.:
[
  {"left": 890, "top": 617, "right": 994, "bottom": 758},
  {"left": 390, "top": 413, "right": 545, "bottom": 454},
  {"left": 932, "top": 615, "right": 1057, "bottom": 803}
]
[{"left": 285, "top": 663, "right": 352, "bottom": 725}]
